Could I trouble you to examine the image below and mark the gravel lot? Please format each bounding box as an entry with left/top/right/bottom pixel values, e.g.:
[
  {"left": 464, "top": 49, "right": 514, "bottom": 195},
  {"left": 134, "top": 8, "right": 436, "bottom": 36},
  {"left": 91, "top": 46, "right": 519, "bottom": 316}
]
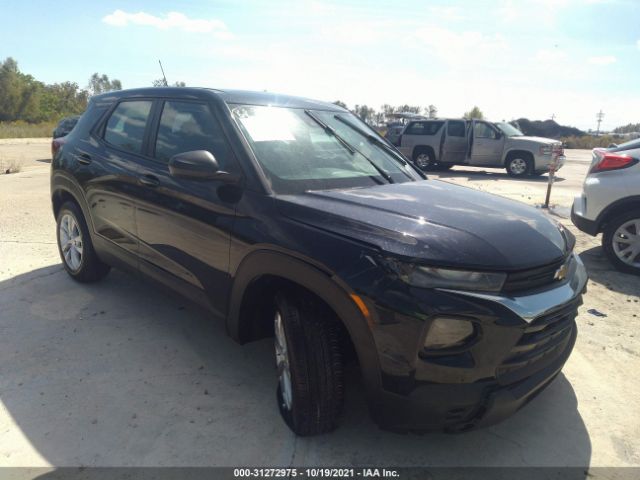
[{"left": 0, "top": 140, "right": 638, "bottom": 471}]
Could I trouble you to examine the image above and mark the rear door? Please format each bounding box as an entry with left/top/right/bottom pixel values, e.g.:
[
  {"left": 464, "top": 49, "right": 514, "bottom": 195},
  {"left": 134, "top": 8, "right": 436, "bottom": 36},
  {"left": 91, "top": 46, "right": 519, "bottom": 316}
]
[
  {"left": 134, "top": 99, "right": 242, "bottom": 315},
  {"left": 86, "top": 99, "right": 154, "bottom": 263},
  {"left": 399, "top": 121, "right": 444, "bottom": 159},
  {"left": 469, "top": 120, "right": 505, "bottom": 166},
  {"left": 440, "top": 120, "right": 468, "bottom": 164}
]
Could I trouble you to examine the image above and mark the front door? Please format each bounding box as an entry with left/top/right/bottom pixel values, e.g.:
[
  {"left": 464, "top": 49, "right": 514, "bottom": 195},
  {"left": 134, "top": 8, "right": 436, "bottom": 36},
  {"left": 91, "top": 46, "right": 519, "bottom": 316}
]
[
  {"left": 134, "top": 100, "right": 242, "bottom": 316},
  {"left": 440, "top": 120, "right": 468, "bottom": 164},
  {"left": 469, "top": 120, "right": 505, "bottom": 166}
]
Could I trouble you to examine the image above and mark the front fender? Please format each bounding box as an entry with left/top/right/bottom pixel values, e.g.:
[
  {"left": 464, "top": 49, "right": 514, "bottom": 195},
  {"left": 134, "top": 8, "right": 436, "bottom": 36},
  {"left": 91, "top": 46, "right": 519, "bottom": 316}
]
[{"left": 226, "top": 249, "right": 383, "bottom": 396}]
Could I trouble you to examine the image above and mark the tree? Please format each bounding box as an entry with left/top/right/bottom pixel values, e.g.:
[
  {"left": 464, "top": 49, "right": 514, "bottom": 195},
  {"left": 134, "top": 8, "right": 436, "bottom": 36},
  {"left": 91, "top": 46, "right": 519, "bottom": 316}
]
[
  {"left": 463, "top": 106, "right": 484, "bottom": 120},
  {"left": 152, "top": 79, "right": 186, "bottom": 87},
  {"left": 87, "top": 73, "right": 123, "bottom": 96},
  {"left": 427, "top": 105, "right": 438, "bottom": 119},
  {"left": 396, "top": 104, "right": 421, "bottom": 114},
  {"left": 333, "top": 100, "right": 347, "bottom": 109},
  {"left": 0, "top": 57, "right": 43, "bottom": 122},
  {"left": 353, "top": 104, "right": 376, "bottom": 124}
]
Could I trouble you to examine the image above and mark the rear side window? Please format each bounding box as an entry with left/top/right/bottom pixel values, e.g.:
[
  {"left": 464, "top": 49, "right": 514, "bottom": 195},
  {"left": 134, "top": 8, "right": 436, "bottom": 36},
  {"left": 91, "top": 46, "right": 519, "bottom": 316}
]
[
  {"left": 447, "top": 120, "right": 466, "bottom": 137},
  {"left": 104, "top": 101, "right": 152, "bottom": 154},
  {"left": 154, "top": 101, "right": 231, "bottom": 167},
  {"left": 405, "top": 121, "right": 443, "bottom": 135}
]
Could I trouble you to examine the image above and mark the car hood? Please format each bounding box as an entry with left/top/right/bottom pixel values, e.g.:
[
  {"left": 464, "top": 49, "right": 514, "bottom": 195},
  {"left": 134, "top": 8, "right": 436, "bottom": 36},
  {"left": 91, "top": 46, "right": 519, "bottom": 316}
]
[
  {"left": 509, "top": 136, "right": 559, "bottom": 145},
  {"left": 275, "top": 180, "right": 568, "bottom": 271}
]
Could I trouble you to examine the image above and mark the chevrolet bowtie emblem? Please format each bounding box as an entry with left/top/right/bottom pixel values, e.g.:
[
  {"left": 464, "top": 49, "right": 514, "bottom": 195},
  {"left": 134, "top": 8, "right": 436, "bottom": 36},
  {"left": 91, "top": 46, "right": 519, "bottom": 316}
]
[{"left": 554, "top": 263, "right": 568, "bottom": 281}]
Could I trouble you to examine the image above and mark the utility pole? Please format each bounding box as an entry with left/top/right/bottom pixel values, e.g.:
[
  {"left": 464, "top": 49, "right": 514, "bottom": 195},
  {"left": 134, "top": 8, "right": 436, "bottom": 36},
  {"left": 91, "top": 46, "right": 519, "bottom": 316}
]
[
  {"left": 551, "top": 114, "right": 556, "bottom": 121},
  {"left": 596, "top": 110, "right": 604, "bottom": 135}
]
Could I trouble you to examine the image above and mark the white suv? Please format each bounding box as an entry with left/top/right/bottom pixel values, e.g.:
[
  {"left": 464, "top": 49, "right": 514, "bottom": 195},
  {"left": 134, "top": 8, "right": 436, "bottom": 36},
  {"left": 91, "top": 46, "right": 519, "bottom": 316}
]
[{"left": 572, "top": 139, "right": 640, "bottom": 275}]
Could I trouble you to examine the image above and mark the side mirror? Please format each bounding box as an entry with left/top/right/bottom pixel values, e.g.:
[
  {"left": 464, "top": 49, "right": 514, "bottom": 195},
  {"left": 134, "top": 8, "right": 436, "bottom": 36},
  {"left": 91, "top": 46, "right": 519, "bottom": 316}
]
[{"left": 169, "top": 150, "right": 221, "bottom": 180}]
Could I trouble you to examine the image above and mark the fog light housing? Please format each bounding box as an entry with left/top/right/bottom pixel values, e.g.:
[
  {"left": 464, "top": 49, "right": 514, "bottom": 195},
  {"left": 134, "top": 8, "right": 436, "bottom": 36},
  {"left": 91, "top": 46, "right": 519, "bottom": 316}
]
[{"left": 424, "top": 317, "right": 475, "bottom": 350}]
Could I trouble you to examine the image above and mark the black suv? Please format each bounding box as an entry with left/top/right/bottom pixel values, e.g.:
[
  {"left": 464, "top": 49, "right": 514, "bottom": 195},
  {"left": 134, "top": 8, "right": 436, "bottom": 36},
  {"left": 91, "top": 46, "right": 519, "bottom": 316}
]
[{"left": 51, "top": 87, "right": 587, "bottom": 435}]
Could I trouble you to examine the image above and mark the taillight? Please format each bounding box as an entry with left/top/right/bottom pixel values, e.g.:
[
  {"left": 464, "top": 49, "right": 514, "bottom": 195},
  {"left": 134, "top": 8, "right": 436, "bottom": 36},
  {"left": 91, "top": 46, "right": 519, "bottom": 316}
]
[
  {"left": 590, "top": 151, "right": 637, "bottom": 173},
  {"left": 51, "top": 140, "right": 61, "bottom": 157}
]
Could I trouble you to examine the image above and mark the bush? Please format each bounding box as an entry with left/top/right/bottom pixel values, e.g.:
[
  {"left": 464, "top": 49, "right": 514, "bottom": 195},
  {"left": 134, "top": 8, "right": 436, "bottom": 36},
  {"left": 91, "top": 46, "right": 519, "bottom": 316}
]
[
  {"left": 0, "top": 121, "right": 55, "bottom": 139},
  {"left": 560, "top": 135, "right": 621, "bottom": 149}
]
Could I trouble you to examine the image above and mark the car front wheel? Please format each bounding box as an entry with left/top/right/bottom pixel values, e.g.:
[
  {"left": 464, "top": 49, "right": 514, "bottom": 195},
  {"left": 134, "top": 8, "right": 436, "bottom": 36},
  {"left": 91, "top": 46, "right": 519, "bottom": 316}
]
[
  {"left": 506, "top": 156, "right": 532, "bottom": 177},
  {"left": 603, "top": 212, "right": 640, "bottom": 275},
  {"left": 273, "top": 289, "right": 344, "bottom": 436}
]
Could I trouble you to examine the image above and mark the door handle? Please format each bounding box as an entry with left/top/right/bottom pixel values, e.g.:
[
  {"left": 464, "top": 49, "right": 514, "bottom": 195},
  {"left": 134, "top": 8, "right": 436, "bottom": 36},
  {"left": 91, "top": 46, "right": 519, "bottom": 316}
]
[
  {"left": 76, "top": 153, "right": 92, "bottom": 165},
  {"left": 139, "top": 174, "right": 160, "bottom": 187}
]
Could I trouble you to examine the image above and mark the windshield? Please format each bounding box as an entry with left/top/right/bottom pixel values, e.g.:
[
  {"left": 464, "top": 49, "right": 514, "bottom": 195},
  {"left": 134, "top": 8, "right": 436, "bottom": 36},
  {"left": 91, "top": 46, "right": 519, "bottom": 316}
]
[
  {"left": 495, "top": 122, "right": 524, "bottom": 137},
  {"left": 231, "top": 105, "right": 421, "bottom": 194}
]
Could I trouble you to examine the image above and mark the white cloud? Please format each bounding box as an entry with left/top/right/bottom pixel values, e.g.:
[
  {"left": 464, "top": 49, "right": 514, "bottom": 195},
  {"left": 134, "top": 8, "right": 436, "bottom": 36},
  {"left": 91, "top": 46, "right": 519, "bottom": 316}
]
[
  {"left": 413, "top": 27, "right": 508, "bottom": 64},
  {"left": 588, "top": 55, "right": 617, "bottom": 65},
  {"left": 535, "top": 49, "right": 567, "bottom": 63},
  {"left": 102, "top": 10, "right": 232, "bottom": 39}
]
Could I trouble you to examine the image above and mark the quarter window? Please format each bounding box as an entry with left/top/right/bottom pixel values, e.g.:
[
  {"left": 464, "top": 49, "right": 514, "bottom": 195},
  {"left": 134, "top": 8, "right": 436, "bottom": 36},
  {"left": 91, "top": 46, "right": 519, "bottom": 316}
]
[
  {"left": 405, "top": 121, "right": 443, "bottom": 135},
  {"left": 154, "top": 101, "right": 231, "bottom": 167},
  {"left": 447, "top": 120, "right": 466, "bottom": 137},
  {"left": 104, "top": 101, "right": 152, "bottom": 154}
]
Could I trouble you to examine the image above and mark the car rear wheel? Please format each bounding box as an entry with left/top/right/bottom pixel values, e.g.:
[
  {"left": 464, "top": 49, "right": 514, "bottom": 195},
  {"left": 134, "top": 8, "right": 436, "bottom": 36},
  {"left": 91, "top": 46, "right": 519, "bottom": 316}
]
[
  {"left": 506, "top": 156, "right": 532, "bottom": 177},
  {"left": 413, "top": 150, "right": 435, "bottom": 171},
  {"left": 56, "top": 201, "right": 110, "bottom": 282},
  {"left": 603, "top": 212, "right": 640, "bottom": 275},
  {"left": 273, "top": 289, "right": 344, "bottom": 436}
]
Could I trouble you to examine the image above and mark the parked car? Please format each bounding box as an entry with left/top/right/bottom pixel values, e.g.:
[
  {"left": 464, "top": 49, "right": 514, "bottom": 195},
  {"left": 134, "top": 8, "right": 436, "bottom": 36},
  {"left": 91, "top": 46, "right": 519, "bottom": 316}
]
[
  {"left": 384, "top": 122, "right": 405, "bottom": 146},
  {"left": 394, "top": 119, "right": 566, "bottom": 177},
  {"left": 572, "top": 139, "right": 640, "bottom": 275},
  {"left": 51, "top": 88, "right": 586, "bottom": 435},
  {"left": 52, "top": 115, "right": 80, "bottom": 139}
]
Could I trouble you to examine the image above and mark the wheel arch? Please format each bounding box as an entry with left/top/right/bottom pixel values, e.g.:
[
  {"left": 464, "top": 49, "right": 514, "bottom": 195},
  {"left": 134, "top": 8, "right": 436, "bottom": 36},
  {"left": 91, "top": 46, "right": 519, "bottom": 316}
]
[
  {"left": 227, "top": 249, "right": 383, "bottom": 393},
  {"left": 51, "top": 172, "right": 94, "bottom": 232},
  {"left": 595, "top": 196, "right": 640, "bottom": 233},
  {"left": 504, "top": 149, "right": 534, "bottom": 166},
  {"left": 411, "top": 144, "right": 436, "bottom": 161}
]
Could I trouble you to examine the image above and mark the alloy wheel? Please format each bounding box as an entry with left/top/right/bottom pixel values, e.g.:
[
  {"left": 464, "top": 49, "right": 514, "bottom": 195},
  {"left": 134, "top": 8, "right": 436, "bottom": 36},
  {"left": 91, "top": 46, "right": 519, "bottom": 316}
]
[
  {"left": 416, "top": 153, "right": 431, "bottom": 168},
  {"left": 509, "top": 158, "right": 528, "bottom": 175},
  {"left": 274, "top": 310, "right": 293, "bottom": 411},
  {"left": 612, "top": 219, "right": 640, "bottom": 267},
  {"left": 59, "top": 213, "right": 83, "bottom": 271}
]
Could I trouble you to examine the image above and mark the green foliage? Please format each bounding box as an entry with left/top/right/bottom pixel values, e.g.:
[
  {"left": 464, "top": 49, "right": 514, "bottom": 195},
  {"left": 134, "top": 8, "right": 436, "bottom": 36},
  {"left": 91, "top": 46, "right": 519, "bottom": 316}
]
[
  {"left": 612, "top": 123, "right": 640, "bottom": 134},
  {"left": 333, "top": 100, "right": 347, "bottom": 108},
  {"left": 0, "top": 120, "right": 56, "bottom": 139},
  {"left": 87, "top": 73, "right": 122, "bottom": 96},
  {"left": 152, "top": 78, "right": 186, "bottom": 87},
  {"left": 463, "top": 106, "right": 484, "bottom": 120},
  {"left": 426, "top": 105, "right": 438, "bottom": 119},
  {"left": 560, "top": 135, "right": 622, "bottom": 149}
]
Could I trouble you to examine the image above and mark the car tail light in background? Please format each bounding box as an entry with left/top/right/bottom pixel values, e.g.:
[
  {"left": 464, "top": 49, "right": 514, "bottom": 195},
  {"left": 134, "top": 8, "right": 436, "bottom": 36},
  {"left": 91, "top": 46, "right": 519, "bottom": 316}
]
[{"left": 590, "top": 150, "right": 638, "bottom": 173}]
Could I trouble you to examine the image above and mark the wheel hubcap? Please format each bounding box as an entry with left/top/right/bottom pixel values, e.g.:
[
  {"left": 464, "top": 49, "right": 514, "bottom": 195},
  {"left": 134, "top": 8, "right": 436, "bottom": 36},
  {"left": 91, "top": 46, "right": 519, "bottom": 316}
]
[
  {"left": 416, "top": 153, "right": 430, "bottom": 168},
  {"left": 510, "top": 158, "right": 527, "bottom": 175},
  {"left": 274, "top": 311, "right": 293, "bottom": 411},
  {"left": 59, "top": 213, "right": 83, "bottom": 271},
  {"left": 612, "top": 219, "right": 640, "bottom": 267}
]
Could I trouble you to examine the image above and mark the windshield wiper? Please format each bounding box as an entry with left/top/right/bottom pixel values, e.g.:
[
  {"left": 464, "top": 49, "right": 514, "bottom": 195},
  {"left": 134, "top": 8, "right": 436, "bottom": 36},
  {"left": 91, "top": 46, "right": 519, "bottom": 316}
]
[
  {"left": 304, "top": 110, "right": 394, "bottom": 183},
  {"left": 333, "top": 115, "right": 408, "bottom": 166}
]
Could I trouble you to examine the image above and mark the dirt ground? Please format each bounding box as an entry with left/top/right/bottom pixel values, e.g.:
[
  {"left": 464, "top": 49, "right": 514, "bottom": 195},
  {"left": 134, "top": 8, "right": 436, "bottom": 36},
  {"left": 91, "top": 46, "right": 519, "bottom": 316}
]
[{"left": 0, "top": 139, "right": 638, "bottom": 472}]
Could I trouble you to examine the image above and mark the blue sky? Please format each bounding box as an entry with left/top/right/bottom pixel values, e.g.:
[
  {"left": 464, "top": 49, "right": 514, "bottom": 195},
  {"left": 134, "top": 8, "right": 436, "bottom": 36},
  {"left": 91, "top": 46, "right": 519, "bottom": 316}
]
[{"left": 1, "top": 0, "right": 639, "bottom": 130}]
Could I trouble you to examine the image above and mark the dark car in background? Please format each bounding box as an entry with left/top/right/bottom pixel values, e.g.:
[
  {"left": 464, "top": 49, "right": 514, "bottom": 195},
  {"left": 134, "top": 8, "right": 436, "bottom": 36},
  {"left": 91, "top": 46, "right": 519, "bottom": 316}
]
[
  {"left": 51, "top": 87, "right": 587, "bottom": 435},
  {"left": 52, "top": 115, "right": 80, "bottom": 139}
]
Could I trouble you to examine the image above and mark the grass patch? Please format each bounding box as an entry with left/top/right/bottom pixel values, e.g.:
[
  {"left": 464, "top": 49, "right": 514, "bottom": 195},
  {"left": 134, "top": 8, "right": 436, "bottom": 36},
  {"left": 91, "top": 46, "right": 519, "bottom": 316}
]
[{"left": 0, "top": 121, "right": 55, "bottom": 139}]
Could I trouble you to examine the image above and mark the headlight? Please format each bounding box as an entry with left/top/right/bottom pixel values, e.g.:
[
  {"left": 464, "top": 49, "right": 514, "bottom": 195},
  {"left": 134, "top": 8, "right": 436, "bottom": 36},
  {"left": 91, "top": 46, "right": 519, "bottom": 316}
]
[
  {"left": 389, "top": 261, "right": 506, "bottom": 292},
  {"left": 540, "top": 145, "right": 552, "bottom": 155},
  {"left": 424, "top": 317, "right": 476, "bottom": 350}
]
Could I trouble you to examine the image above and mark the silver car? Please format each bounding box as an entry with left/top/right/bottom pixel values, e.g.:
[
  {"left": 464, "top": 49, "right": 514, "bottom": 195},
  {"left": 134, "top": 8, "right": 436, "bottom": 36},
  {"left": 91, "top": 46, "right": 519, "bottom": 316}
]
[
  {"left": 572, "top": 138, "right": 640, "bottom": 275},
  {"left": 395, "top": 119, "right": 566, "bottom": 177}
]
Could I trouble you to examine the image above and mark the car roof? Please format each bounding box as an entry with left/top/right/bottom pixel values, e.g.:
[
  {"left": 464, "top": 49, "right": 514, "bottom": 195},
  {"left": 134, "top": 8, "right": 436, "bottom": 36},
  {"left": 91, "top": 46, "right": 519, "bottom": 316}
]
[{"left": 91, "top": 87, "right": 346, "bottom": 111}]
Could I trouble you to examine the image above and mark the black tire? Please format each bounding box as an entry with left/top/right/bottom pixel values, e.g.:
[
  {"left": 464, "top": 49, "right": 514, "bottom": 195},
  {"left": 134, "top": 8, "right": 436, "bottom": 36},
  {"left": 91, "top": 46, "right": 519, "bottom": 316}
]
[
  {"left": 413, "top": 148, "right": 435, "bottom": 171},
  {"left": 273, "top": 289, "right": 344, "bottom": 436},
  {"left": 506, "top": 154, "right": 533, "bottom": 177},
  {"left": 433, "top": 163, "right": 453, "bottom": 171},
  {"left": 56, "top": 201, "right": 110, "bottom": 282},
  {"left": 602, "top": 211, "right": 640, "bottom": 276}
]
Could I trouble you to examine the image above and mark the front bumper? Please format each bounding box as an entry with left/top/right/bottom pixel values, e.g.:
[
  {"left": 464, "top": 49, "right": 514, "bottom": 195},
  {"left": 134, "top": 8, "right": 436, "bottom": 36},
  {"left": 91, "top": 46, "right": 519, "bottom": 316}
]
[
  {"left": 364, "top": 254, "right": 587, "bottom": 432},
  {"left": 571, "top": 196, "right": 599, "bottom": 236}
]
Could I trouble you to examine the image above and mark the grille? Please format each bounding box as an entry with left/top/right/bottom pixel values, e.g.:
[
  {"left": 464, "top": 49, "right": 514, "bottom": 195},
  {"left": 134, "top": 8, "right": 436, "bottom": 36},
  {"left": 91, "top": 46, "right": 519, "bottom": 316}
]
[
  {"left": 497, "top": 299, "right": 580, "bottom": 386},
  {"left": 502, "top": 257, "right": 567, "bottom": 293}
]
